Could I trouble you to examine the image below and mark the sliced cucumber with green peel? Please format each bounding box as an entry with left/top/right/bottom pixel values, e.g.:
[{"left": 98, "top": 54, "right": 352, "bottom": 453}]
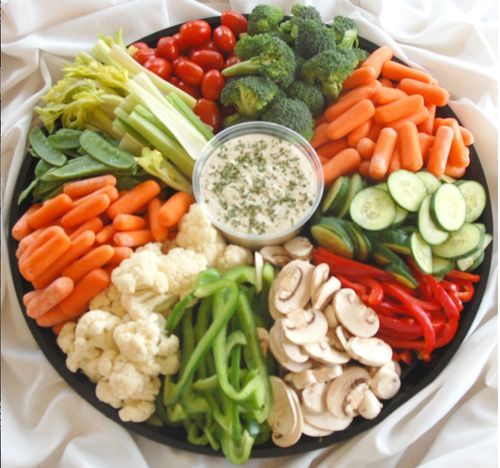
[
  {"left": 383, "top": 263, "right": 418, "bottom": 289},
  {"left": 432, "top": 257, "right": 454, "bottom": 276},
  {"left": 431, "top": 223, "right": 484, "bottom": 259},
  {"left": 342, "top": 221, "right": 360, "bottom": 259},
  {"left": 467, "top": 252, "right": 485, "bottom": 271},
  {"left": 345, "top": 221, "right": 372, "bottom": 261},
  {"left": 456, "top": 233, "right": 492, "bottom": 271},
  {"left": 392, "top": 206, "right": 408, "bottom": 227},
  {"left": 410, "top": 232, "right": 433, "bottom": 274},
  {"left": 322, "top": 176, "right": 349, "bottom": 215},
  {"left": 338, "top": 174, "right": 364, "bottom": 219},
  {"left": 457, "top": 180, "right": 487, "bottom": 223},
  {"left": 374, "top": 183, "right": 388, "bottom": 192},
  {"left": 312, "top": 220, "right": 355, "bottom": 259},
  {"left": 368, "top": 229, "right": 412, "bottom": 255},
  {"left": 387, "top": 170, "right": 427, "bottom": 212},
  {"left": 441, "top": 175, "right": 457, "bottom": 184},
  {"left": 418, "top": 195, "right": 449, "bottom": 245},
  {"left": 373, "top": 244, "right": 404, "bottom": 266},
  {"left": 416, "top": 171, "right": 441, "bottom": 194},
  {"left": 349, "top": 187, "right": 396, "bottom": 231},
  {"left": 430, "top": 183, "right": 466, "bottom": 232}
]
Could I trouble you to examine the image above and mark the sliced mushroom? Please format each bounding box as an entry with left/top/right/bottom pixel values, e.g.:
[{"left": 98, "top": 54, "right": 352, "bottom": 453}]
[
  {"left": 269, "top": 329, "right": 312, "bottom": 372},
  {"left": 302, "top": 382, "right": 326, "bottom": 413},
  {"left": 302, "top": 405, "right": 353, "bottom": 432},
  {"left": 282, "top": 309, "right": 328, "bottom": 345},
  {"left": 260, "top": 246, "right": 292, "bottom": 267},
  {"left": 343, "top": 382, "right": 369, "bottom": 417},
  {"left": 327, "top": 328, "right": 345, "bottom": 352},
  {"left": 268, "top": 283, "right": 281, "bottom": 320},
  {"left": 254, "top": 251, "right": 264, "bottom": 293},
  {"left": 303, "top": 339, "right": 350, "bottom": 365},
  {"left": 311, "top": 365, "right": 343, "bottom": 382},
  {"left": 326, "top": 366, "right": 370, "bottom": 419},
  {"left": 310, "top": 263, "right": 330, "bottom": 299},
  {"left": 358, "top": 389, "right": 383, "bottom": 419},
  {"left": 257, "top": 327, "right": 269, "bottom": 358},
  {"left": 369, "top": 360, "right": 401, "bottom": 378},
  {"left": 273, "top": 321, "right": 310, "bottom": 363},
  {"left": 284, "top": 237, "right": 313, "bottom": 260},
  {"left": 284, "top": 370, "right": 317, "bottom": 390},
  {"left": 346, "top": 337, "right": 392, "bottom": 367},
  {"left": 370, "top": 367, "right": 401, "bottom": 400},
  {"left": 268, "top": 377, "right": 303, "bottom": 447},
  {"left": 333, "top": 288, "right": 380, "bottom": 338},
  {"left": 302, "top": 421, "right": 334, "bottom": 437},
  {"left": 335, "top": 325, "right": 352, "bottom": 351},
  {"left": 312, "top": 276, "right": 342, "bottom": 310},
  {"left": 324, "top": 304, "right": 339, "bottom": 329}
]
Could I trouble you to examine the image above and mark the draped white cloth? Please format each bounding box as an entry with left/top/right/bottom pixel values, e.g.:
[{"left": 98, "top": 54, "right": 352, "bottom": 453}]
[{"left": 1, "top": 1, "right": 498, "bottom": 466}]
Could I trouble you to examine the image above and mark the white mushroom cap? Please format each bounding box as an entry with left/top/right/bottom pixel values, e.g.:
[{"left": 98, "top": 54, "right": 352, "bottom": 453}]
[
  {"left": 324, "top": 304, "right": 339, "bottom": 328},
  {"left": 284, "top": 370, "right": 317, "bottom": 390},
  {"left": 343, "top": 382, "right": 369, "bottom": 417},
  {"left": 358, "top": 389, "right": 383, "bottom": 419},
  {"left": 283, "top": 237, "right": 313, "bottom": 260},
  {"left": 272, "top": 320, "right": 310, "bottom": 363},
  {"left": 303, "top": 339, "right": 350, "bottom": 365},
  {"left": 346, "top": 337, "right": 393, "bottom": 367},
  {"left": 333, "top": 288, "right": 380, "bottom": 338},
  {"left": 302, "top": 421, "right": 334, "bottom": 437},
  {"left": 302, "top": 382, "right": 326, "bottom": 413},
  {"left": 260, "top": 246, "right": 292, "bottom": 267},
  {"left": 370, "top": 367, "right": 401, "bottom": 400},
  {"left": 369, "top": 360, "right": 401, "bottom": 377},
  {"left": 335, "top": 325, "right": 352, "bottom": 351},
  {"left": 310, "top": 263, "right": 330, "bottom": 300},
  {"left": 269, "top": 324, "right": 312, "bottom": 372},
  {"left": 310, "top": 365, "right": 343, "bottom": 382},
  {"left": 312, "top": 276, "right": 341, "bottom": 310},
  {"left": 282, "top": 309, "right": 328, "bottom": 345},
  {"left": 302, "top": 405, "right": 353, "bottom": 432}
]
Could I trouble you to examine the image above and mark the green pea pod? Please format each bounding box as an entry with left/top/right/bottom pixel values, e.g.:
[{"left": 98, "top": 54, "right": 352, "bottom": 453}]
[
  {"left": 29, "top": 127, "right": 67, "bottom": 167},
  {"left": 35, "top": 159, "right": 54, "bottom": 178},
  {"left": 47, "top": 129, "right": 82, "bottom": 150},
  {"left": 18, "top": 179, "right": 38, "bottom": 205},
  {"left": 32, "top": 179, "right": 63, "bottom": 200},
  {"left": 80, "top": 129, "right": 135, "bottom": 169},
  {"left": 40, "top": 155, "right": 113, "bottom": 181}
]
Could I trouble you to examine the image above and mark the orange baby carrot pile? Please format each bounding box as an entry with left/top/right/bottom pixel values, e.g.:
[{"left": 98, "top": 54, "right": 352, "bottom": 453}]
[
  {"left": 313, "top": 46, "right": 475, "bottom": 185},
  {"left": 11, "top": 174, "right": 195, "bottom": 332}
]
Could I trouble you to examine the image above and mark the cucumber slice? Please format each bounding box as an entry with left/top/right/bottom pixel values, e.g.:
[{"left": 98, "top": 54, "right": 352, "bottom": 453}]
[
  {"left": 456, "top": 233, "right": 492, "bottom": 271},
  {"left": 467, "top": 252, "right": 485, "bottom": 271},
  {"left": 457, "top": 180, "right": 487, "bottom": 223},
  {"left": 349, "top": 187, "right": 396, "bottom": 231},
  {"left": 383, "top": 263, "right": 418, "bottom": 289},
  {"left": 373, "top": 244, "right": 404, "bottom": 266},
  {"left": 338, "top": 174, "right": 364, "bottom": 219},
  {"left": 441, "top": 175, "right": 456, "bottom": 184},
  {"left": 418, "top": 195, "right": 449, "bottom": 245},
  {"left": 392, "top": 206, "right": 408, "bottom": 227},
  {"left": 345, "top": 221, "right": 372, "bottom": 261},
  {"left": 312, "top": 220, "right": 355, "bottom": 259},
  {"left": 431, "top": 223, "right": 484, "bottom": 259},
  {"left": 432, "top": 257, "right": 454, "bottom": 276},
  {"left": 410, "top": 232, "right": 433, "bottom": 274},
  {"left": 374, "top": 183, "right": 388, "bottom": 192},
  {"left": 368, "top": 229, "right": 412, "bottom": 255},
  {"left": 416, "top": 171, "right": 441, "bottom": 194},
  {"left": 342, "top": 221, "right": 360, "bottom": 259},
  {"left": 322, "top": 176, "right": 350, "bottom": 215},
  {"left": 431, "top": 184, "right": 467, "bottom": 232},
  {"left": 387, "top": 169, "right": 427, "bottom": 212}
]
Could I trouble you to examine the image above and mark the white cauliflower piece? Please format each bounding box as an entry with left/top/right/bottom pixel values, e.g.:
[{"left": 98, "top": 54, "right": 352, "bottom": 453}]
[
  {"left": 135, "top": 242, "right": 162, "bottom": 253},
  {"left": 120, "top": 290, "right": 169, "bottom": 321},
  {"left": 89, "top": 285, "right": 127, "bottom": 317},
  {"left": 119, "top": 400, "right": 155, "bottom": 423},
  {"left": 57, "top": 322, "right": 76, "bottom": 355},
  {"left": 159, "top": 248, "right": 208, "bottom": 298},
  {"left": 112, "top": 250, "right": 169, "bottom": 295},
  {"left": 217, "top": 245, "right": 253, "bottom": 272},
  {"left": 175, "top": 204, "right": 226, "bottom": 267}
]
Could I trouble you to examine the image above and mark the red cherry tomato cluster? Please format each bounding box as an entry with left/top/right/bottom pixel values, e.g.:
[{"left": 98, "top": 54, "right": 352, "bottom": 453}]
[{"left": 131, "top": 11, "right": 248, "bottom": 132}]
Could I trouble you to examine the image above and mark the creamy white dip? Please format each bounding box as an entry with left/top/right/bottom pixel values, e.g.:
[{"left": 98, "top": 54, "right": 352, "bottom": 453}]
[{"left": 200, "top": 133, "right": 317, "bottom": 236}]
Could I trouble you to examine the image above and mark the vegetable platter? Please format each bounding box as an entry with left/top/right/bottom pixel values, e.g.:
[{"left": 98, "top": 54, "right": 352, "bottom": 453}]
[{"left": 7, "top": 5, "right": 493, "bottom": 464}]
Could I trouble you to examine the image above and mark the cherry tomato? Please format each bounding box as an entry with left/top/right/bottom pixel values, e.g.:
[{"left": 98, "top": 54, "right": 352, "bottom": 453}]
[
  {"left": 212, "top": 26, "right": 236, "bottom": 54},
  {"left": 175, "top": 59, "right": 204, "bottom": 86},
  {"left": 190, "top": 50, "right": 224, "bottom": 71},
  {"left": 180, "top": 20, "right": 211, "bottom": 47},
  {"left": 221, "top": 11, "right": 248, "bottom": 37},
  {"left": 135, "top": 47, "right": 155, "bottom": 65},
  {"left": 172, "top": 55, "right": 188, "bottom": 70},
  {"left": 194, "top": 98, "right": 221, "bottom": 131},
  {"left": 168, "top": 76, "right": 181, "bottom": 87},
  {"left": 201, "top": 70, "right": 224, "bottom": 100},
  {"left": 223, "top": 54, "right": 241, "bottom": 69},
  {"left": 131, "top": 41, "right": 149, "bottom": 50},
  {"left": 156, "top": 36, "right": 179, "bottom": 61},
  {"left": 145, "top": 57, "right": 172, "bottom": 79},
  {"left": 172, "top": 32, "right": 190, "bottom": 53},
  {"left": 177, "top": 80, "right": 201, "bottom": 99}
]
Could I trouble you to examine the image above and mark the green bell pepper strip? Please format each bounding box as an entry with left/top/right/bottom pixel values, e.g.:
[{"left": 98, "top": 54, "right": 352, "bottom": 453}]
[
  {"left": 225, "top": 331, "right": 247, "bottom": 360},
  {"left": 223, "top": 265, "right": 257, "bottom": 285},
  {"left": 194, "top": 296, "right": 213, "bottom": 379},
  {"left": 180, "top": 309, "right": 195, "bottom": 371},
  {"left": 179, "top": 389, "right": 210, "bottom": 415},
  {"left": 185, "top": 420, "right": 209, "bottom": 445},
  {"left": 166, "top": 293, "right": 194, "bottom": 332},
  {"left": 230, "top": 344, "right": 243, "bottom": 444},
  {"left": 221, "top": 430, "right": 255, "bottom": 465}
]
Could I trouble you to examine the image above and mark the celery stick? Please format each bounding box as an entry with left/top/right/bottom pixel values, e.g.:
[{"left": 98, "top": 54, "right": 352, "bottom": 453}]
[
  {"left": 134, "top": 105, "right": 176, "bottom": 141},
  {"left": 113, "top": 117, "right": 148, "bottom": 145},
  {"left": 119, "top": 133, "right": 144, "bottom": 156}
]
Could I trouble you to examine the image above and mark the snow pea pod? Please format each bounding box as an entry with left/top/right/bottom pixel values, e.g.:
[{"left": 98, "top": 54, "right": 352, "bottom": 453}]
[
  {"left": 40, "top": 155, "right": 113, "bottom": 181},
  {"left": 17, "top": 179, "right": 38, "bottom": 205},
  {"left": 47, "top": 129, "right": 82, "bottom": 150},
  {"left": 80, "top": 129, "right": 135, "bottom": 170},
  {"left": 34, "top": 159, "right": 54, "bottom": 178},
  {"left": 29, "top": 127, "right": 67, "bottom": 167}
]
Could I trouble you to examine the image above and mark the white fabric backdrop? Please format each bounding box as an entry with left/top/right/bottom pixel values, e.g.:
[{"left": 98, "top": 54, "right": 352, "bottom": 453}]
[{"left": 1, "top": 1, "right": 498, "bottom": 466}]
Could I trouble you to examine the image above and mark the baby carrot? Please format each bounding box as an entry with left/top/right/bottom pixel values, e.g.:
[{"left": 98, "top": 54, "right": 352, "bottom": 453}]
[
  {"left": 19, "top": 226, "right": 60, "bottom": 268},
  {"left": 61, "top": 194, "right": 110, "bottom": 229},
  {"left": 386, "top": 106, "right": 430, "bottom": 131},
  {"left": 107, "top": 247, "right": 133, "bottom": 266},
  {"left": 361, "top": 46, "right": 394, "bottom": 77},
  {"left": 64, "top": 175, "right": 117, "bottom": 199},
  {"left": 319, "top": 155, "right": 329, "bottom": 165},
  {"left": 382, "top": 60, "right": 433, "bottom": 83},
  {"left": 356, "top": 137, "right": 376, "bottom": 160},
  {"left": 16, "top": 228, "right": 43, "bottom": 259},
  {"left": 316, "top": 139, "right": 349, "bottom": 159},
  {"left": 107, "top": 180, "right": 161, "bottom": 220},
  {"left": 324, "top": 85, "right": 376, "bottom": 122},
  {"left": 12, "top": 204, "right": 41, "bottom": 241},
  {"left": 62, "top": 245, "right": 114, "bottom": 283},
  {"left": 399, "top": 78, "right": 450, "bottom": 106},
  {"left": 114, "top": 230, "right": 153, "bottom": 247},
  {"left": 378, "top": 78, "right": 394, "bottom": 88},
  {"left": 418, "top": 133, "right": 435, "bottom": 163},
  {"left": 95, "top": 225, "right": 116, "bottom": 244},
  {"left": 113, "top": 214, "right": 147, "bottom": 231},
  {"left": 72, "top": 185, "right": 119, "bottom": 206},
  {"left": 27, "top": 277, "right": 74, "bottom": 319},
  {"left": 417, "top": 105, "right": 436, "bottom": 135},
  {"left": 374, "top": 95, "right": 424, "bottom": 125},
  {"left": 373, "top": 87, "right": 407, "bottom": 105},
  {"left": 311, "top": 123, "right": 330, "bottom": 149},
  {"left": 323, "top": 148, "right": 361, "bottom": 186},
  {"left": 427, "top": 125, "right": 454, "bottom": 179},
  {"left": 68, "top": 217, "right": 104, "bottom": 240},
  {"left": 399, "top": 121, "right": 423, "bottom": 172},
  {"left": 369, "top": 127, "right": 398, "bottom": 180},
  {"left": 148, "top": 198, "right": 169, "bottom": 242},
  {"left": 347, "top": 119, "right": 372, "bottom": 147},
  {"left": 388, "top": 148, "right": 402, "bottom": 173},
  {"left": 52, "top": 321, "right": 70, "bottom": 335},
  {"left": 445, "top": 163, "right": 467, "bottom": 179},
  {"left": 23, "top": 290, "right": 42, "bottom": 306},
  {"left": 158, "top": 192, "right": 194, "bottom": 228},
  {"left": 33, "top": 230, "right": 96, "bottom": 290},
  {"left": 28, "top": 194, "right": 73, "bottom": 229},
  {"left": 315, "top": 115, "right": 327, "bottom": 126},
  {"left": 342, "top": 66, "right": 377, "bottom": 91},
  {"left": 358, "top": 160, "right": 371, "bottom": 179},
  {"left": 435, "top": 118, "right": 469, "bottom": 168},
  {"left": 367, "top": 122, "right": 383, "bottom": 142},
  {"left": 459, "top": 126, "right": 474, "bottom": 146},
  {"left": 327, "top": 99, "right": 375, "bottom": 140}
]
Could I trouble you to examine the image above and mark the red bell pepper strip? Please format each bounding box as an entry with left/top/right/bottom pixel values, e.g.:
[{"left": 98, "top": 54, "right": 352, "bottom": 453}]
[
  {"left": 362, "top": 277, "right": 384, "bottom": 306},
  {"left": 440, "top": 280, "right": 464, "bottom": 313},
  {"left": 378, "top": 315, "right": 445, "bottom": 340},
  {"left": 453, "top": 280, "right": 475, "bottom": 303},
  {"left": 445, "top": 270, "right": 481, "bottom": 283},
  {"left": 421, "top": 274, "right": 459, "bottom": 320},
  {"left": 372, "top": 301, "right": 409, "bottom": 317},
  {"left": 392, "top": 350, "right": 415, "bottom": 365},
  {"left": 336, "top": 274, "right": 368, "bottom": 297}
]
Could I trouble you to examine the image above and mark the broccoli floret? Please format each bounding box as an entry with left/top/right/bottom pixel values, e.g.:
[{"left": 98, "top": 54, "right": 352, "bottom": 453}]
[
  {"left": 300, "top": 48, "right": 362, "bottom": 100},
  {"left": 247, "top": 4, "right": 284, "bottom": 35},
  {"left": 261, "top": 96, "right": 314, "bottom": 140},
  {"left": 223, "top": 113, "right": 257, "bottom": 129},
  {"left": 220, "top": 76, "right": 279, "bottom": 117},
  {"left": 286, "top": 81, "right": 325, "bottom": 117},
  {"left": 331, "top": 16, "right": 358, "bottom": 49},
  {"left": 222, "top": 34, "right": 296, "bottom": 88},
  {"left": 280, "top": 4, "right": 322, "bottom": 40},
  {"left": 294, "top": 19, "right": 336, "bottom": 59}
]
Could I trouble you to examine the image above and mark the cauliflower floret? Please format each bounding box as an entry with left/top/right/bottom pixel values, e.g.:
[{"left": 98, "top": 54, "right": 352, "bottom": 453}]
[
  {"left": 159, "top": 248, "right": 208, "bottom": 298},
  {"left": 112, "top": 250, "right": 169, "bottom": 295},
  {"left": 120, "top": 290, "right": 169, "bottom": 321},
  {"left": 74, "top": 310, "right": 121, "bottom": 354},
  {"left": 57, "top": 322, "right": 76, "bottom": 355},
  {"left": 217, "top": 245, "right": 253, "bottom": 272},
  {"left": 89, "top": 285, "right": 127, "bottom": 317},
  {"left": 119, "top": 400, "right": 155, "bottom": 423},
  {"left": 135, "top": 242, "right": 162, "bottom": 253},
  {"left": 175, "top": 204, "right": 226, "bottom": 267}
]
